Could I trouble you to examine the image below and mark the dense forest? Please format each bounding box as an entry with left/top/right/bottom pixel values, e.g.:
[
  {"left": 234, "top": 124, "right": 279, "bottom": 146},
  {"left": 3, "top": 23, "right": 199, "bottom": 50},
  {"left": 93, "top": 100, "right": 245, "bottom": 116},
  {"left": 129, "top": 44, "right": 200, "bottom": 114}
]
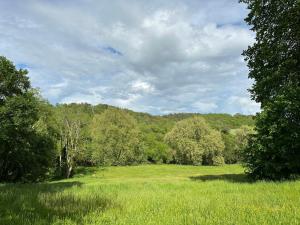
[{"left": 54, "top": 103, "right": 255, "bottom": 167}]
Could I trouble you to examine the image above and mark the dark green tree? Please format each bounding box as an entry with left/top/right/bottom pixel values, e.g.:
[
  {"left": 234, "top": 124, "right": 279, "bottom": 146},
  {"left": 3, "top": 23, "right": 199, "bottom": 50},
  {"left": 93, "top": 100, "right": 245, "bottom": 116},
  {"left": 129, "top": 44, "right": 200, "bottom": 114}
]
[
  {"left": 0, "top": 56, "right": 56, "bottom": 182},
  {"left": 241, "top": 0, "right": 300, "bottom": 179},
  {"left": 222, "top": 132, "right": 238, "bottom": 164}
]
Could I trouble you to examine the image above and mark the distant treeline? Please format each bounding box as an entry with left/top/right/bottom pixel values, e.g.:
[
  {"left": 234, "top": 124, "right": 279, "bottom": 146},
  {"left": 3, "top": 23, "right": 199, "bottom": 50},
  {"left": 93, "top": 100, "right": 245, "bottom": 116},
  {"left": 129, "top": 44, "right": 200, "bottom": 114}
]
[{"left": 50, "top": 103, "right": 255, "bottom": 179}]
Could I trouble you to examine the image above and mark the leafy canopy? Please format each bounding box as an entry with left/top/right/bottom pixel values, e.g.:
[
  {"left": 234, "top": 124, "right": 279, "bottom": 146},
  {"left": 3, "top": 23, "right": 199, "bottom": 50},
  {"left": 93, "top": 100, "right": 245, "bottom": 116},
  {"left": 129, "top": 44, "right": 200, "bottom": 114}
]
[
  {"left": 164, "top": 117, "right": 225, "bottom": 165},
  {"left": 90, "top": 108, "right": 145, "bottom": 166},
  {"left": 241, "top": 0, "right": 300, "bottom": 179},
  {"left": 0, "top": 56, "right": 55, "bottom": 182}
]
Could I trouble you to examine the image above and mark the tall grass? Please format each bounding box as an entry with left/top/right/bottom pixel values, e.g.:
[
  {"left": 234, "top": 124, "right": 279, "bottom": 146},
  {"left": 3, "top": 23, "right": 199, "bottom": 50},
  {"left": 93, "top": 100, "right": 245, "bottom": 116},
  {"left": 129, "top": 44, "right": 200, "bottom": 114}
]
[{"left": 1, "top": 165, "right": 300, "bottom": 225}]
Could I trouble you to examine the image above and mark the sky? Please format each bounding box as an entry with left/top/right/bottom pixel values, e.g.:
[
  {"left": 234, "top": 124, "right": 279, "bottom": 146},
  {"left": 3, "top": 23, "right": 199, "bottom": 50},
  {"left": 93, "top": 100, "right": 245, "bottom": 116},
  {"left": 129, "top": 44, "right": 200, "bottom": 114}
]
[{"left": 0, "top": 0, "right": 260, "bottom": 115}]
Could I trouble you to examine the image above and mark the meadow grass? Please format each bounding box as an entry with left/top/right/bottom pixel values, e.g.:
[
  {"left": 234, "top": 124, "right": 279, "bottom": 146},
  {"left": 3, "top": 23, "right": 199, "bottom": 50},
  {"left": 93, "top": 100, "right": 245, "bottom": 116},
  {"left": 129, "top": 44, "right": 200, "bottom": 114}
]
[{"left": 1, "top": 164, "right": 300, "bottom": 225}]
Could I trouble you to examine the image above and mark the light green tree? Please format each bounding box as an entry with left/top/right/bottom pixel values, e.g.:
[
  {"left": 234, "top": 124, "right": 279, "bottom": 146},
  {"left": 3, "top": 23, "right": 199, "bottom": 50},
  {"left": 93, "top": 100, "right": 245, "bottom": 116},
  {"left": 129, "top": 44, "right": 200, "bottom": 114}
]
[
  {"left": 234, "top": 126, "right": 254, "bottom": 154},
  {"left": 90, "top": 109, "right": 144, "bottom": 166},
  {"left": 164, "top": 117, "right": 225, "bottom": 165}
]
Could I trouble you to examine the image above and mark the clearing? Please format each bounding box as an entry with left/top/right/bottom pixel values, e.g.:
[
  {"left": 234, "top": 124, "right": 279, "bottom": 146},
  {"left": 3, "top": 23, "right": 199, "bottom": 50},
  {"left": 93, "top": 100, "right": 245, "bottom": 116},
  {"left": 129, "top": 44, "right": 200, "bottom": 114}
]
[{"left": 1, "top": 164, "right": 300, "bottom": 225}]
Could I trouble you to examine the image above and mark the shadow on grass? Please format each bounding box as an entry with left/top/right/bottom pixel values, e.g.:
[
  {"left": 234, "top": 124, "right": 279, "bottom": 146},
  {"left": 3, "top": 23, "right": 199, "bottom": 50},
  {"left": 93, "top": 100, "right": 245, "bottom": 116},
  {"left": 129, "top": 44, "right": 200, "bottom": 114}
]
[
  {"left": 0, "top": 181, "right": 114, "bottom": 225},
  {"left": 74, "top": 166, "right": 103, "bottom": 176},
  {"left": 190, "top": 173, "right": 253, "bottom": 183}
]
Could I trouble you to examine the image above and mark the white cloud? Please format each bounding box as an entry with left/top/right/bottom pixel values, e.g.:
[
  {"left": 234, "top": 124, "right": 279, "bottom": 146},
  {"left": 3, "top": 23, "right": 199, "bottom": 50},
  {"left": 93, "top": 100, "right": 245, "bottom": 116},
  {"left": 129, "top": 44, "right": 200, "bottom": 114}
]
[
  {"left": 0, "top": 0, "right": 258, "bottom": 115},
  {"left": 110, "top": 94, "right": 141, "bottom": 108},
  {"left": 227, "top": 96, "right": 261, "bottom": 115},
  {"left": 131, "top": 80, "right": 155, "bottom": 93}
]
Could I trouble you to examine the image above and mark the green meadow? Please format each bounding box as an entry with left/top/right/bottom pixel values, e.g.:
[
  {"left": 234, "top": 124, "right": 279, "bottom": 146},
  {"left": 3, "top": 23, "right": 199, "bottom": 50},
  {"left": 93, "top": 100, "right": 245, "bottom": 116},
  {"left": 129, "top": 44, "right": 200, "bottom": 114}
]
[{"left": 1, "top": 165, "right": 300, "bottom": 225}]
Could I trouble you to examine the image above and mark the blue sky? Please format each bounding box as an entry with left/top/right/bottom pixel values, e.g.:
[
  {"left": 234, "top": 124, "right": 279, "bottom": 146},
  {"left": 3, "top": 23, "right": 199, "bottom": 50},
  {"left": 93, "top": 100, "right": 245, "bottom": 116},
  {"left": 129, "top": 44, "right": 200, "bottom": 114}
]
[{"left": 0, "top": 0, "right": 260, "bottom": 115}]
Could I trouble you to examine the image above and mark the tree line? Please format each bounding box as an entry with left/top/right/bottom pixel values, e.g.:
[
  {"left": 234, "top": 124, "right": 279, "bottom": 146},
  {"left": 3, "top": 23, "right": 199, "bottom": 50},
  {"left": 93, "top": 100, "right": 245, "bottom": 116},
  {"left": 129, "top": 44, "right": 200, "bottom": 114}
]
[{"left": 0, "top": 56, "right": 254, "bottom": 182}]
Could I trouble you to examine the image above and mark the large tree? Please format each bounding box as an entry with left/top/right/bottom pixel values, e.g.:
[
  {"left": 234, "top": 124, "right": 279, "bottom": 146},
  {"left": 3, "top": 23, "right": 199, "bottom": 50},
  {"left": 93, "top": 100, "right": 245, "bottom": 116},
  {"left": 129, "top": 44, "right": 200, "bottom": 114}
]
[
  {"left": 241, "top": 0, "right": 300, "bottom": 179},
  {"left": 0, "top": 56, "right": 55, "bottom": 182},
  {"left": 90, "top": 108, "right": 145, "bottom": 166},
  {"left": 164, "top": 117, "right": 225, "bottom": 165}
]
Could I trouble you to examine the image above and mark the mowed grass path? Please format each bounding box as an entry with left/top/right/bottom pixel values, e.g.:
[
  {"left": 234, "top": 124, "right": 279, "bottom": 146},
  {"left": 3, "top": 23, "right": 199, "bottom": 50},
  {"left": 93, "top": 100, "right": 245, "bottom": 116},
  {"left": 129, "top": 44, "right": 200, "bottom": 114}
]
[{"left": 1, "top": 165, "right": 300, "bottom": 225}]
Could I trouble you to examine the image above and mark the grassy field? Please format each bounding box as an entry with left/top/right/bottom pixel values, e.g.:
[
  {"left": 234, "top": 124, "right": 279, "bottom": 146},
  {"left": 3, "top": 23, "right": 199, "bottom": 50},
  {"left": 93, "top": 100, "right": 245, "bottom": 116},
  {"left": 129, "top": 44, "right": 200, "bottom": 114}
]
[{"left": 1, "top": 165, "right": 300, "bottom": 225}]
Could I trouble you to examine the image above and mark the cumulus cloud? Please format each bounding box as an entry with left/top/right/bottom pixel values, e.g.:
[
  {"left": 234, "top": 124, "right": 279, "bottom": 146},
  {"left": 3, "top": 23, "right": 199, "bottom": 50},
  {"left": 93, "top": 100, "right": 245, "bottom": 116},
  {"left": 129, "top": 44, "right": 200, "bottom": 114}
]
[{"left": 0, "top": 0, "right": 260, "bottom": 115}]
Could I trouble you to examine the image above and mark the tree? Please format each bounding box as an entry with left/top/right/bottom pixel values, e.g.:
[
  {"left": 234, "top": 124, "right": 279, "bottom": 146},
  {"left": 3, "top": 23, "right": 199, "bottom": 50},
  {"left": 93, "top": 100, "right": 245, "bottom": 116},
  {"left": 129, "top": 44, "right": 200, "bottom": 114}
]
[
  {"left": 164, "top": 117, "right": 225, "bottom": 165},
  {"left": 241, "top": 0, "right": 300, "bottom": 179},
  {"left": 0, "top": 56, "right": 55, "bottom": 182},
  {"left": 222, "top": 131, "right": 237, "bottom": 164},
  {"left": 0, "top": 56, "right": 30, "bottom": 104},
  {"left": 235, "top": 126, "right": 254, "bottom": 155},
  {"left": 140, "top": 123, "right": 172, "bottom": 163},
  {"left": 90, "top": 109, "right": 144, "bottom": 166},
  {"left": 54, "top": 104, "right": 90, "bottom": 178},
  {"left": 222, "top": 126, "right": 254, "bottom": 164},
  {"left": 143, "top": 135, "right": 172, "bottom": 164}
]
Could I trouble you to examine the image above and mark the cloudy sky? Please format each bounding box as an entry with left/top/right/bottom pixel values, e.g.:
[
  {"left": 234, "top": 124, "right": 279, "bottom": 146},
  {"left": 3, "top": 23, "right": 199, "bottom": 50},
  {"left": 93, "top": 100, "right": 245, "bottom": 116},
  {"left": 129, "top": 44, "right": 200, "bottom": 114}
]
[{"left": 0, "top": 0, "right": 260, "bottom": 115}]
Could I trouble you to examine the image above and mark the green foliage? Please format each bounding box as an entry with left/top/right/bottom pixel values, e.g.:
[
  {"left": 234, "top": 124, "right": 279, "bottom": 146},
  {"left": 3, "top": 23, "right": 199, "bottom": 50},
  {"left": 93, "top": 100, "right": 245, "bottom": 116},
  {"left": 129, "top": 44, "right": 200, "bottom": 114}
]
[
  {"left": 164, "top": 117, "right": 225, "bottom": 165},
  {"left": 0, "top": 56, "right": 55, "bottom": 182},
  {"left": 241, "top": 0, "right": 300, "bottom": 179},
  {"left": 137, "top": 117, "right": 173, "bottom": 163},
  {"left": 222, "top": 126, "right": 255, "bottom": 164},
  {"left": 244, "top": 90, "right": 300, "bottom": 180},
  {"left": 164, "top": 113, "right": 255, "bottom": 130},
  {"left": 54, "top": 104, "right": 93, "bottom": 178},
  {"left": 90, "top": 109, "right": 145, "bottom": 165},
  {"left": 61, "top": 105, "right": 255, "bottom": 165},
  {"left": 235, "top": 126, "right": 254, "bottom": 155},
  {"left": 143, "top": 132, "right": 171, "bottom": 163},
  {"left": 222, "top": 132, "right": 237, "bottom": 164},
  {"left": 0, "top": 56, "right": 30, "bottom": 104},
  {"left": 50, "top": 104, "right": 254, "bottom": 166}
]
